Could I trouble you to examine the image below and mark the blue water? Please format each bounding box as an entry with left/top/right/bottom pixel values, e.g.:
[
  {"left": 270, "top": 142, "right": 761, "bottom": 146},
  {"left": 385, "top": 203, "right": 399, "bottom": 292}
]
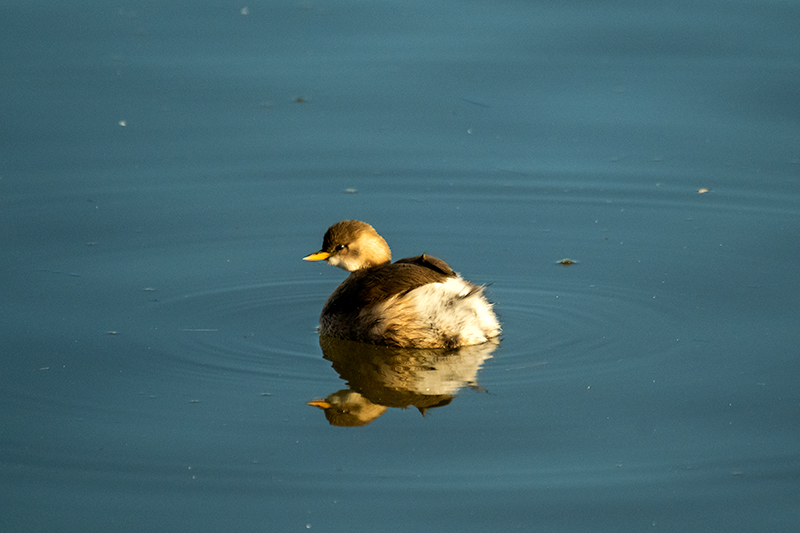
[{"left": 2, "top": 1, "right": 799, "bottom": 531}]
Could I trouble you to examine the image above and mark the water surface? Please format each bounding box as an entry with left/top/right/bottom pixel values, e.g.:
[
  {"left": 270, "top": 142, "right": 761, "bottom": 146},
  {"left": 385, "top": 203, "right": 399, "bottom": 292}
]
[{"left": 2, "top": 1, "right": 799, "bottom": 531}]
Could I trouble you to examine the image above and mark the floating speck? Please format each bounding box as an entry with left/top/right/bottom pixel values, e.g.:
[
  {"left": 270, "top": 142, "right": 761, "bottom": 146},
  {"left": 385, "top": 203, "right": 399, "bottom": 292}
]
[
  {"left": 36, "top": 269, "right": 80, "bottom": 277},
  {"left": 698, "top": 188, "right": 709, "bottom": 194},
  {"left": 345, "top": 188, "right": 357, "bottom": 194},
  {"left": 107, "top": 331, "right": 118, "bottom": 335},
  {"left": 556, "top": 258, "right": 577, "bottom": 266},
  {"left": 240, "top": 6, "right": 249, "bottom": 15},
  {"left": 118, "top": 120, "right": 126, "bottom": 127}
]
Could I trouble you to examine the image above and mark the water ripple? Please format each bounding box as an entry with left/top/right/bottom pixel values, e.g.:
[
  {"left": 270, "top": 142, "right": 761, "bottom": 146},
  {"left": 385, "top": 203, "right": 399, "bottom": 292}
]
[
  {"left": 486, "top": 276, "right": 683, "bottom": 387},
  {"left": 131, "top": 278, "right": 338, "bottom": 387}
]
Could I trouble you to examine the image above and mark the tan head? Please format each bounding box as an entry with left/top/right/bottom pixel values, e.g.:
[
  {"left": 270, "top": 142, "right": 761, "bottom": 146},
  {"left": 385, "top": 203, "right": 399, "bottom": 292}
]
[{"left": 303, "top": 220, "right": 392, "bottom": 271}]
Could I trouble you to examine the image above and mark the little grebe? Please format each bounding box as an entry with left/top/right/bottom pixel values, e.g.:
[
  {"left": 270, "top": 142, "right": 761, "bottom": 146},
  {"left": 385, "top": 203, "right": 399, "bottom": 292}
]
[{"left": 303, "top": 220, "right": 501, "bottom": 348}]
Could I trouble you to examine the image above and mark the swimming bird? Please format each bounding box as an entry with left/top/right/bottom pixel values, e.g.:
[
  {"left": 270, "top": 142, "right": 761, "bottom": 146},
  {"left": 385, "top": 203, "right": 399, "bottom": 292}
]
[{"left": 303, "top": 220, "right": 500, "bottom": 348}]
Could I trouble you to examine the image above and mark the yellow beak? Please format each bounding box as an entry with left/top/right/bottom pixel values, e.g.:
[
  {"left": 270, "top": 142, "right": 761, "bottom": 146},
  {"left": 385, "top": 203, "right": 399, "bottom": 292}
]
[
  {"left": 307, "top": 399, "right": 331, "bottom": 409},
  {"left": 302, "top": 251, "right": 330, "bottom": 261},
  {"left": 303, "top": 252, "right": 331, "bottom": 261}
]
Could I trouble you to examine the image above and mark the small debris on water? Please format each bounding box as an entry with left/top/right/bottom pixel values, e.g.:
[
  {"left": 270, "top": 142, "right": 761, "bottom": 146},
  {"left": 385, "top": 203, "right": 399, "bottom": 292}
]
[
  {"left": 36, "top": 269, "right": 81, "bottom": 277},
  {"left": 556, "top": 258, "right": 577, "bottom": 266}
]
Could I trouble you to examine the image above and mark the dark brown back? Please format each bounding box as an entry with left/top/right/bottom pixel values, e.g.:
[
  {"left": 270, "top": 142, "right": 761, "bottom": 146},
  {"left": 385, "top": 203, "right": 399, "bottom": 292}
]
[{"left": 322, "top": 254, "right": 456, "bottom": 316}]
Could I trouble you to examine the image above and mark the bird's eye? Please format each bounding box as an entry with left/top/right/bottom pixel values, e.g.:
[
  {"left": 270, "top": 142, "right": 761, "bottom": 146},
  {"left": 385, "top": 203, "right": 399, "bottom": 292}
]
[{"left": 335, "top": 244, "right": 346, "bottom": 251}]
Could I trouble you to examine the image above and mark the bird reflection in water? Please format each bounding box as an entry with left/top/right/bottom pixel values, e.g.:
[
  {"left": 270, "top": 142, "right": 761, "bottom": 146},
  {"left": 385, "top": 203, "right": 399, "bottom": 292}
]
[{"left": 308, "top": 336, "right": 499, "bottom": 427}]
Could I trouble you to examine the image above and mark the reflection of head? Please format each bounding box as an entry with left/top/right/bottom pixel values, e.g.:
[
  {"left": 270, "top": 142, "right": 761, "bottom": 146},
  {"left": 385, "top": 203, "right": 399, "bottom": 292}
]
[{"left": 307, "top": 390, "right": 388, "bottom": 427}]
